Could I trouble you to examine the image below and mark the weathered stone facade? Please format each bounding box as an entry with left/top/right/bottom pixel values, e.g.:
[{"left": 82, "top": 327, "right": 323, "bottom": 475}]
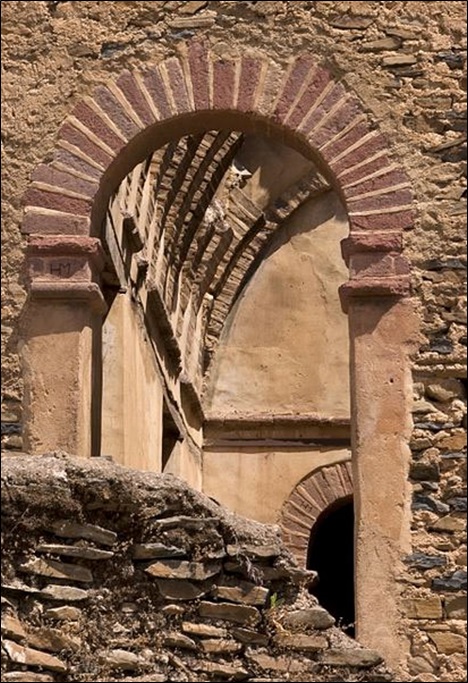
[{"left": 1, "top": 2, "right": 467, "bottom": 682}]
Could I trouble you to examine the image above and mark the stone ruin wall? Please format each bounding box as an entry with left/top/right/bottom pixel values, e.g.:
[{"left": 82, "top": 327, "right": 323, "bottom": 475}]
[
  {"left": 1, "top": 455, "right": 393, "bottom": 683},
  {"left": 1, "top": 2, "right": 467, "bottom": 682}
]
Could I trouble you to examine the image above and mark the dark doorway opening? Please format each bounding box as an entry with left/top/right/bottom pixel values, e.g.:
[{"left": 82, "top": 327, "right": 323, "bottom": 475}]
[{"left": 307, "top": 496, "right": 355, "bottom": 636}]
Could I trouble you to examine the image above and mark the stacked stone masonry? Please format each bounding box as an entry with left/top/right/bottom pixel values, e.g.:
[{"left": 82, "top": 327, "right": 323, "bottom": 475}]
[{"left": 2, "top": 455, "right": 392, "bottom": 683}]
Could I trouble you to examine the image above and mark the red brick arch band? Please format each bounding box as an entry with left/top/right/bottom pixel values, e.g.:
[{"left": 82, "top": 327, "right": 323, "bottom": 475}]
[
  {"left": 22, "top": 41, "right": 413, "bottom": 310},
  {"left": 280, "top": 461, "right": 354, "bottom": 567}
]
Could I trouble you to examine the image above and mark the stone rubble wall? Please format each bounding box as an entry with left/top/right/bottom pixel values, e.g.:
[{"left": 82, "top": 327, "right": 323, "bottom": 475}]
[
  {"left": 403, "top": 379, "right": 467, "bottom": 682},
  {"left": 1, "top": 454, "right": 392, "bottom": 683}
]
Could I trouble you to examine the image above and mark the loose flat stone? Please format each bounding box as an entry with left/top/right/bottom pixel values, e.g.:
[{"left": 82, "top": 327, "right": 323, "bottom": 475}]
[
  {"left": 274, "top": 633, "right": 328, "bottom": 652},
  {"left": 99, "top": 649, "right": 143, "bottom": 671},
  {"left": 152, "top": 516, "right": 218, "bottom": 531},
  {"left": 163, "top": 633, "right": 197, "bottom": 650},
  {"left": 199, "top": 601, "right": 260, "bottom": 625},
  {"left": 145, "top": 559, "right": 221, "bottom": 581},
  {"left": 1, "top": 614, "right": 27, "bottom": 642},
  {"left": 227, "top": 543, "right": 281, "bottom": 559},
  {"left": 50, "top": 521, "right": 117, "bottom": 546},
  {"left": 45, "top": 606, "right": 82, "bottom": 621},
  {"left": 282, "top": 607, "right": 335, "bottom": 630},
  {"left": 28, "top": 627, "right": 81, "bottom": 652},
  {"left": 118, "top": 677, "right": 166, "bottom": 683},
  {"left": 194, "top": 661, "right": 249, "bottom": 680},
  {"left": 3, "top": 639, "right": 67, "bottom": 672},
  {"left": 2, "top": 582, "right": 40, "bottom": 596},
  {"left": 3, "top": 674, "right": 55, "bottom": 682},
  {"left": 201, "top": 638, "right": 243, "bottom": 654},
  {"left": 19, "top": 557, "right": 93, "bottom": 584},
  {"left": 132, "top": 543, "right": 186, "bottom": 560},
  {"left": 232, "top": 627, "right": 269, "bottom": 646},
  {"left": 39, "top": 585, "right": 89, "bottom": 602},
  {"left": 156, "top": 579, "right": 212, "bottom": 601},
  {"left": 36, "top": 543, "right": 114, "bottom": 561},
  {"left": 321, "top": 648, "right": 384, "bottom": 668},
  {"left": 182, "top": 621, "right": 227, "bottom": 638},
  {"left": 213, "top": 580, "right": 269, "bottom": 606}
]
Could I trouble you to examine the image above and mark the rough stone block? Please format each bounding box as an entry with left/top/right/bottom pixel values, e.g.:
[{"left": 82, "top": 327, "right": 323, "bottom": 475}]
[
  {"left": 406, "top": 597, "right": 444, "bottom": 620},
  {"left": 145, "top": 559, "right": 221, "bottom": 581},
  {"left": 281, "top": 607, "right": 335, "bottom": 630},
  {"left": 274, "top": 633, "right": 328, "bottom": 652},
  {"left": 198, "top": 601, "right": 261, "bottom": 625},
  {"left": 201, "top": 638, "right": 243, "bottom": 654},
  {"left": 182, "top": 622, "right": 227, "bottom": 638},
  {"left": 429, "top": 632, "right": 467, "bottom": 655},
  {"left": 213, "top": 580, "right": 269, "bottom": 606},
  {"left": 321, "top": 648, "right": 384, "bottom": 668}
]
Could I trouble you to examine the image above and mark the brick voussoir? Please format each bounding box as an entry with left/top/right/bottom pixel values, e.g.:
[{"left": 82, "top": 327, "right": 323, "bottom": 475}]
[
  {"left": 116, "top": 70, "right": 156, "bottom": 127},
  {"left": 286, "top": 66, "right": 332, "bottom": 129},
  {"left": 32, "top": 164, "right": 98, "bottom": 199},
  {"left": 309, "top": 99, "right": 364, "bottom": 150},
  {"left": 350, "top": 208, "right": 415, "bottom": 232},
  {"left": 344, "top": 168, "right": 412, "bottom": 199},
  {"left": 58, "top": 123, "right": 114, "bottom": 169},
  {"left": 165, "top": 57, "right": 192, "bottom": 115},
  {"left": 21, "top": 210, "right": 91, "bottom": 236},
  {"left": 349, "top": 187, "right": 414, "bottom": 212},
  {"left": 274, "top": 55, "right": 318, "bottom": 122},
  {"left": 329, "top": 133, "right": 389, "bottom": 177},
  {"left": 71, "top": 101, "right": 126, "bottom": 154},
  {"left": 142, "top": 66, "right": 174, "bottom": 120},
  {"left": 187, "top": 41, "right": 210, "bottom": 111},
  {"left": 299, "top": 82, "right": 349, "bottom": 137},
  {"left": 212, "top": 58, "right": 237, "bottom": 111},
  {"left": 53, "top": 148, "right": 103, "bottom": 180},
  {"left": 236, "top": 56, "right": 263, "bottom": 113},
  {"left": 23, "top": 187, "right": 93, "bottom": 217},
  {"left": 93, "top": 85, "right": 141, "bottom": 139},
  {"left": 320, "top": 119, "right": 373, "bottom": 162}
]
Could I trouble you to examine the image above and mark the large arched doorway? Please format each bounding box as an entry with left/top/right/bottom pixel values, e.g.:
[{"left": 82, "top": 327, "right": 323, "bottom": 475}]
[
  {"left": 308, "top": 495, "right": 355, "bottom": 636},
  {"left": 21, "top": 42, "right": 416, "bottom": 669}
]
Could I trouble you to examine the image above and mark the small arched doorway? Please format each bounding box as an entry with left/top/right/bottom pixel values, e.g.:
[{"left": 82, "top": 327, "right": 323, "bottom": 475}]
[{"left": 308, "top": 495, "right": 355, "bottom": 636}]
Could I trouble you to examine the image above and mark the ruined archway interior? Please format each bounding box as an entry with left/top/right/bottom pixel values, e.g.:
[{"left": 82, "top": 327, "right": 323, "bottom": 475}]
[{"left": 99, "top": 126, "right": 351, "bottom": 529}]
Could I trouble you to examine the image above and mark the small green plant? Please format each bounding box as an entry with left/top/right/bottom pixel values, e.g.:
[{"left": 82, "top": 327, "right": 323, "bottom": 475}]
[{"left": 269, "top": 592, "right": 284, "bottom": 610}]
